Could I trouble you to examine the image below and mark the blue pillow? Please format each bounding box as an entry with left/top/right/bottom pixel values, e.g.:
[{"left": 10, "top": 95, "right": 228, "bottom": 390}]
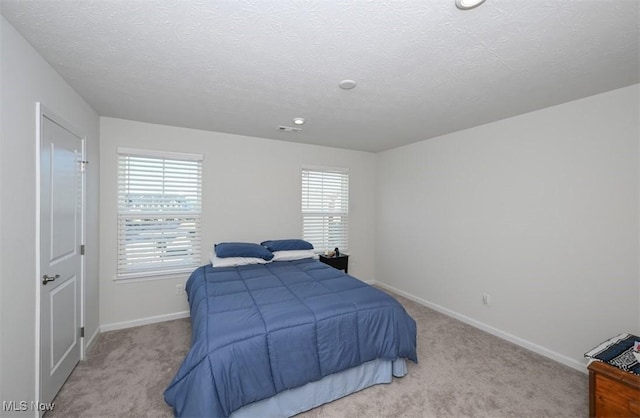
[
  {"left": 214, "top": 242, "right": 274, "bottom": 260},
  {"left": 260, "top": 239, "right": 314, "bottom": 252}
]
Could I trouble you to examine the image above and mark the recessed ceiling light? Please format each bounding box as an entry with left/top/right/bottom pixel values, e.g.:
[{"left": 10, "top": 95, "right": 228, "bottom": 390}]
[
  {"left": 455, "top": 0, "right": 486, "bottom": 10},
  {"left": 339, "top": 80, "right": 357, "bottom": 90},
  {"left": 293, "top": 117, "right": 305, "bottom": 125}
]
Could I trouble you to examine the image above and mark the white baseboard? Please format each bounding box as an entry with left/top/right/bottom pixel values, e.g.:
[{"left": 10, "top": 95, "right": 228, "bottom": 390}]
[
  {"left": 101, "top": 310, "right": 190, "bottom": 332},
  {"left": 84, "top": 326, "right": 100, "bottom": 356},
  {"left": 96, "top": 283, "right": 587, "bottom": 374},
  {"left": 374, "top": 281, "right": 588, "bottom": 374}
]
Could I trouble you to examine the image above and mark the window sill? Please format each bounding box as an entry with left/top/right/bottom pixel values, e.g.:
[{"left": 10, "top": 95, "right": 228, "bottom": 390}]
[{"left": 114, "top": 266, "right": 197, "bottom": 283}]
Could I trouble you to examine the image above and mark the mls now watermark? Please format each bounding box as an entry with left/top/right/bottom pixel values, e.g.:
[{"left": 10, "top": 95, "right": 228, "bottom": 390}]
[{"left": 3, "top": 401, "right": 55, "bottom": 412}]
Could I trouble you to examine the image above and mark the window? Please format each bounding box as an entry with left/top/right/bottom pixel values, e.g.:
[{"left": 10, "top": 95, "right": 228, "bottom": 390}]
[
  {"left": 117, "top": 147, "right": 202, "bottom": 279},
  {"left": 301, "top": 167, "right": 349, "bottom": 252}
]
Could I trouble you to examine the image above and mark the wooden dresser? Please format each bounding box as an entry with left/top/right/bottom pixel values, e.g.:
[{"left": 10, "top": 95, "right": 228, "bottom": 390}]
[{"left": 588, "top": 360, "right": 640, "bottom": 417}]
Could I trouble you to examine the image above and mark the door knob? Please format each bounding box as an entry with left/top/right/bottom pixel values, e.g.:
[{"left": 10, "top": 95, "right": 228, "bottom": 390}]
[{"left": 42, "top": 274, "right": 59, "bottom": 285}]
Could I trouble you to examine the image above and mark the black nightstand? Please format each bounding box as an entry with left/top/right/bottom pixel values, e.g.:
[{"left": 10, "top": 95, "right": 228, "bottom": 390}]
[{"left": 319, "top": 254, "right": 349, "bottom": 273}]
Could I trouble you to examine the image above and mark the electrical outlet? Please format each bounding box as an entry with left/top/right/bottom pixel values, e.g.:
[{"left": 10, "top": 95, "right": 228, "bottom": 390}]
[
  {"left": 175, "top": 284, "right": 184, "bottom": 296},
  {"left": 482, "top": 293, "right": 490, "bottom": 305}
]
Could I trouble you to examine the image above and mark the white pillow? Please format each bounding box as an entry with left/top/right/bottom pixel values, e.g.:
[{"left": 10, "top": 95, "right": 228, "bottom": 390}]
[
  {"left": 271, "top": 250, "right": 318, "bottom": 261},
  {"left": 209, "top": 253, "right": 271, "bottom": 268}
]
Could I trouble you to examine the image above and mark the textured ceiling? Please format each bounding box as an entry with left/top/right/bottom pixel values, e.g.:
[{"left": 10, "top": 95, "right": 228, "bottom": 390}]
[{"left": 1, "top": 0, "right": 638, "bottom": 152}]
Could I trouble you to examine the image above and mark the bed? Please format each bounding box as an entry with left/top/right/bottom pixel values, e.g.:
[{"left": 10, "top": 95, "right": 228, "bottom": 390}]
[{"left": 164, "top": 257, "right": 417, "bottom": 417}]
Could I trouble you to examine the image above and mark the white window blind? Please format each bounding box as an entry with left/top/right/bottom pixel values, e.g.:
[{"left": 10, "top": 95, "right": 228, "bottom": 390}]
[
  {"left": 117, "top": 148, "right": 203, "bottom": 279},
  {"left": 301, "top": 167, "right": 349, "bottom": 252}
]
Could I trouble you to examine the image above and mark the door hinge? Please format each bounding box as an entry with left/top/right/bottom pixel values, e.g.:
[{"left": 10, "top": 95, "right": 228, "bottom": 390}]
[
  {"left": 80, "top": 244, "right": 85, "bottom": 255},
  {"left": 80, "top": 327, "right": 85, "bottom": 338},
  {"left": 80, "top": 160, "right": 89, "bottom": 172}
]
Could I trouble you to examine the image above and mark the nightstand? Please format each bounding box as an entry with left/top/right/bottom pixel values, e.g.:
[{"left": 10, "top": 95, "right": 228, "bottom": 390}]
[{"left": 319, "top": 254, "right": 349, "bottom": 273}]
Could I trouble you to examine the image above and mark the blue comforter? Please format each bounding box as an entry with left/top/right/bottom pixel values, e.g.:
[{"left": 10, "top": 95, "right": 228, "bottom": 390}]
[{"left": 164, "top": 259, "right": 417, "bottom": 417}]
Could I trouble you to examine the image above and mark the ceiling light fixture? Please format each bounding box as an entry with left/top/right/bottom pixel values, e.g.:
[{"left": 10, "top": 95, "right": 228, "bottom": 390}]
[
  {"left": 339, "top": 80, "right": 357, "bottom": 90},
  {"left": 293, "top": 117, "right": 305, "bottom": 125},
  {"left": 455, "top": 0, "right": 486, "bottom": 10}
]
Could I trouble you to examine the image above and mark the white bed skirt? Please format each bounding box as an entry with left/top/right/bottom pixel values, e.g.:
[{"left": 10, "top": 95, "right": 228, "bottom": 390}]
[{"left": 231, "top": 358, "right": 407, "bottom": 418}]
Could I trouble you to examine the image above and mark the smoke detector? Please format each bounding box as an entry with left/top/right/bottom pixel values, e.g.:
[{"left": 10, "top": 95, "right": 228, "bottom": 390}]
[{"left": 339, "top": 80, "right": 357, "bottom": 90}]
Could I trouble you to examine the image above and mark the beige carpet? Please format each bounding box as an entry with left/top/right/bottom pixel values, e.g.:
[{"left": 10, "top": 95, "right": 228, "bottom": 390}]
[{"left": 46, "top": 292, "right": 588, "bottom": 417}]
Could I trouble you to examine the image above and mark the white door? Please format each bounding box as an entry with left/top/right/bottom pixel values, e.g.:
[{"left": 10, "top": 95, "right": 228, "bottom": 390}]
[{"left": 39, "top": 111, "right": 83, "bottom": 404}]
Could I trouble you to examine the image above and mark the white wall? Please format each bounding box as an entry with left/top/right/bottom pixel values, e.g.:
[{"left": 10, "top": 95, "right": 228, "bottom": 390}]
[
  {"left": 375, "top": 84, "right": 640, "bottom": 370},
  {"left": 0, "top": 16, "right": 100, "bottom": 414},
  {"left": 99, "top": 117, "right": 376, "bottom": 328}
]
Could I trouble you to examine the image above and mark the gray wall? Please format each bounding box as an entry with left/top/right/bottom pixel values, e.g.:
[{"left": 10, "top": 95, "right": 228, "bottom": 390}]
[
  {"left": 375, "top": 85, "right": 640, "bottom": 370},
  {"left": 99, "top": 117, "right": 376, "bottom": 328},
  {"left": 0, "top": 17, "right": 100, "bottom": 415}
]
